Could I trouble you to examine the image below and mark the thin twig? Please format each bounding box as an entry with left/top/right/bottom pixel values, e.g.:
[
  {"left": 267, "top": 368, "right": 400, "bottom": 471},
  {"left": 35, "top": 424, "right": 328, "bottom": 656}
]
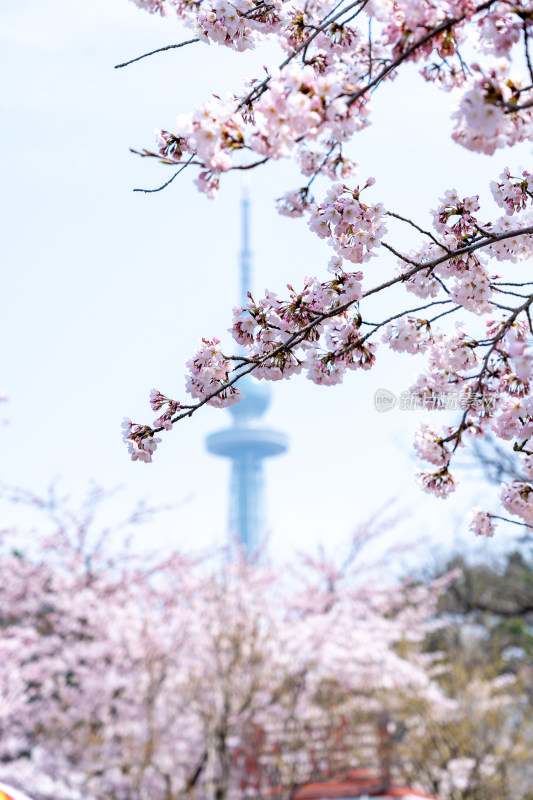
[
  {"left": 115, "top": 39, "right": 200, "bottom": 69},
  {"left": 231, "top": 158, "right": 269, "bottom": 170},
  {"left": 340, "top": 0, "right": 370, "bottom": 26},
  {"left": 426, "top": 305, "right": 462, "bottom": 324},
  {"left": 492, "top": 281, "right": 533, "bottom": 286},
  {"left": 489, "top": 514, "right": 533, "bottom": 531},
  {"left": 361, "top": 299, "right": 452, "bottom": 329},
  {"left": 453, "top": 39, "right": 471, "bottom": 80},
  {"left": 367, "top": 17, "right": 373, "bottom": 80},
  {"left": 524, "top": 21, "right": 533, "bottom": 85},
  {"left": 386, "top": 210, "right": 452, "bottom": 253},
  {"left": 306, "top": 143, "right": 338, "bottom": 189},
  {"left": 381, "top": 241, "right": 422, "bottom": 267},
  {"left": 492, "top": 288, "right": 531, "bottom": 299},
  {"left": 133, "top": 155, "right": 195, "bottom": 193}
]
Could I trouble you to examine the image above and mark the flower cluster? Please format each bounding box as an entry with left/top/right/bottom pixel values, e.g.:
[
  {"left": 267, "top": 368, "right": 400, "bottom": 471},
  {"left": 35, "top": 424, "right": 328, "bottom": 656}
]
[
  {"left": 297, "top": 145, "right": 358, "bottom": 181},
  {"left": 468, "top": 508, "right": 495, "bottom": 537},
  {"left": 418, "top": 466, "right": 457, "bottom": 498},
  {"left": 477, "top": 6, "right": 521, "bottom": 58},
  {"left": 185, "top": 338, "right": 243, "bottom": 406},
  {"left": 399, "top": 190, "right": 504, "bottom": 315},
  {"left": 195, "top": 0, "right": 283, "bottom": 51},
  {"left": 501, "top": 480, "right": 533, "bottom": 526},
  {"left": 230, "top": 266, "right": 367, "bottom": 384},
  {"left": 121, "top": 419, "right": 162, "bottom": 463},
  {"left": 414, "top": 424, "right": 451, "bottom": 467},
  {"left": 451, "top": 64, "right": 533, "bottom": 155},
  {"left": 491, "top": 167, "right": 533, "bottom": 215},
  {"left": 429, "top": 329, "right": 478, "bottom": 373},
  {"left": 276, "top": 187, "right": 313, "bottom": 217},
  {"left": 249, "top": 62, "right": 371, "bottom": 160},
  {"left": 308, "top": 180, "right": 387, "bottom": 263},
  {"left": 383, "top": 317, "right": 433, "bottom": 354},
  {"left": 131, "top": 0, "right": 283, "bottom": 46},
  {"left": 175, "top": 96, "right": 245, "bottom": 173},
  {"left": 307, "top": 319, "right": 376, "bottom": 385}
]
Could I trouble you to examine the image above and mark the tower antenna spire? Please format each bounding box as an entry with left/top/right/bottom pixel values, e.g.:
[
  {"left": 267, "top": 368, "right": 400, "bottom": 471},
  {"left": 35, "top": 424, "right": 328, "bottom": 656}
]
[{"left": 240, "top": 177, "right": 252, "bottom": 306}]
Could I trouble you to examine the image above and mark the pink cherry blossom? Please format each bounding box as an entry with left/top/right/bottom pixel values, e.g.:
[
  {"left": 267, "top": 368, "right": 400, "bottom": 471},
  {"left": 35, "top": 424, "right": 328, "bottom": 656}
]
[
  {"left": 468, "top": 508, "right": 496, "bottom": 537},
  {"left": 123, "top": 0, "right": 533, "bottom": 533}
]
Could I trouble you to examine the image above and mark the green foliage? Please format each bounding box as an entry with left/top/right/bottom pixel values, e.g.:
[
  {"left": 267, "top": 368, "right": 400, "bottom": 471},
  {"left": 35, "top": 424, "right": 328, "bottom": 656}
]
[{"left": 392, "top": 550, "right": 533, "bottom": 800}]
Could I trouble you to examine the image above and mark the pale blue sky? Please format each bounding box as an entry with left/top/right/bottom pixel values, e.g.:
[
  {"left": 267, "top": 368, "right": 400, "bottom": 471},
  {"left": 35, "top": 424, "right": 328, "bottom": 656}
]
[{"left": 1, "top": 0, "right": 528, "bottom": 561}]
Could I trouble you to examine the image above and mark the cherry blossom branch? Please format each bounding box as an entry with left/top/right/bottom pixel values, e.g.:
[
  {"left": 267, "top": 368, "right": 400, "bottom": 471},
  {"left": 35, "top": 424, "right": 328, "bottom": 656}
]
[
  {"left": 230, "top": 158, "right": 270, "bottom": 170},
  {"left": 122, "top": 0, "right": 533, "bottom": 532},
  {"left": 305, "top": 144, "right": 338, "bottom": 189},
  {"left": 216, "top": 218, "right": 532, "bottom": 363},
  {"left": 131, "top": 221, "right": 533, "bottom": 442},
  {"left": 367, "top": 16, "right": 373, "bottom": 80},
  {"left": 128, "top": 0, "right": 533, "bottom": 207},
  {"left": 235, "top": 0, "right": 494, "bottom": 134},
  {"left": 133, "top": 154, "right": 195, "bottom": 193},
  {"left": 487, "top": 514, "right": 533, "bottom": 532},
  {"left": 442, "top": 293, "right": 533, "bottom": 452},
  {"left": 114, "top": 38, "right": 200, "bottom": 69},
  {"left": 395, "top": 224, "right": 533, "bottom": 275},
  {"left": 381, "top": 241, "right": 422, "bottom": 269},
  {"left": 345, "top": 0, "right": 496, "bottom": 107},
  {"left": 131, "top": 147, "right": 268, "bottom": 172},
  {"left": 237, "top": 0, "right": 366, "bottom": 111}
]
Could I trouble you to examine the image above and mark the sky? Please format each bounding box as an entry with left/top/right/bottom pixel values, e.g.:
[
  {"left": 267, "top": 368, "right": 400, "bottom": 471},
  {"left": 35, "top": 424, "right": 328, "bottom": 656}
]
[{"left": 1, "top": 0, "right": 529, "bottom": 564}]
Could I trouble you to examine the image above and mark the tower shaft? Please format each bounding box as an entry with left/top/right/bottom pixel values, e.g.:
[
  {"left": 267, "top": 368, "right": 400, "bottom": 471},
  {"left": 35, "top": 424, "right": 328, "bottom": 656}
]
[
  {"left": 240, "top": 188, "right": 251, "bottom": 306},
  {"left": 205, "top": 185, "right": 288, "bottom": 561},
  {"left": 230, "top": 453, "right": 264, "bottom": 559}
]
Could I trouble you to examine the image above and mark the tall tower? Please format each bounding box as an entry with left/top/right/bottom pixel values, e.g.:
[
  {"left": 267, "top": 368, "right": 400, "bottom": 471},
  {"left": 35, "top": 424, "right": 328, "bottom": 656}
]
[{"left": 206, "top": 187, "right": 288, "bottom": 560}]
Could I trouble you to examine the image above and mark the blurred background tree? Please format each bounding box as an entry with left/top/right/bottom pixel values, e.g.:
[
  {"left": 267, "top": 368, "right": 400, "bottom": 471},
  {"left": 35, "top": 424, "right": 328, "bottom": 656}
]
[
  {"left": 1, "top": 490, "right": 532, "bottom": 800},
  {"left": 393, "top": 548, "right": 533, "bottom": 800}
]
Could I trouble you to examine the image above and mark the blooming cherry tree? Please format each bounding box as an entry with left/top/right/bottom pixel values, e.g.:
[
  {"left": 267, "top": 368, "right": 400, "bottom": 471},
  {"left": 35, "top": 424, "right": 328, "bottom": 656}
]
[
  {"left": 0, "top": 510, "right": 453, "bottom": 800},
  {"left": 121, "top": 0, "right": 533, "bottom": 534}
]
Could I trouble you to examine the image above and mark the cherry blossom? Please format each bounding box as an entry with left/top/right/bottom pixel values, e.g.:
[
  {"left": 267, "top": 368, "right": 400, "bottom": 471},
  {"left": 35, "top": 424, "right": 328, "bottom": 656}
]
[
  {"left": 418, "top": 466, "right": 457, "bottom": 498},
  {"left": 1, "top": 513, "right": 455, "bottom": 800},
  {"left": 501, "top": 479, "right": 533, "bottom": 526},
  {"left": 414, "top": 424, "right": 451, "bottom": 466},
  {"left": 383, "top": 316, "right": 434, "bottom": 354},
  {"left": 122, "top": 0, "right": 533, "bottom": 533},
  {"left": 121, "top": 418, "right": 162, "bottom": 462},
  {"left": 468, "top": 508, "right": 496, "bottom": 537}
]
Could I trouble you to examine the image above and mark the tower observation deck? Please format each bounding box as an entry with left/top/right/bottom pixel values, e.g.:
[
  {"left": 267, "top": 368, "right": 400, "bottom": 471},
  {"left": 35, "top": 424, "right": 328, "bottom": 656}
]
[{"left": 206, "top": 187, "right": 288, "bottom": 559}]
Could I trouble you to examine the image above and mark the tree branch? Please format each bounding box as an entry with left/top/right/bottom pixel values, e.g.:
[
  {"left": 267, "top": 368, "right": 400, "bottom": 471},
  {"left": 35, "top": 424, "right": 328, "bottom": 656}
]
[
  {"left": 133, "top": 155, "right": 195, "bottom": 193},
  {"left": 141, "top": 222, "right": 533, "bottom": 434},
  {"left": 115, "top": 38, "right": 200, "bottom": 69}
]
